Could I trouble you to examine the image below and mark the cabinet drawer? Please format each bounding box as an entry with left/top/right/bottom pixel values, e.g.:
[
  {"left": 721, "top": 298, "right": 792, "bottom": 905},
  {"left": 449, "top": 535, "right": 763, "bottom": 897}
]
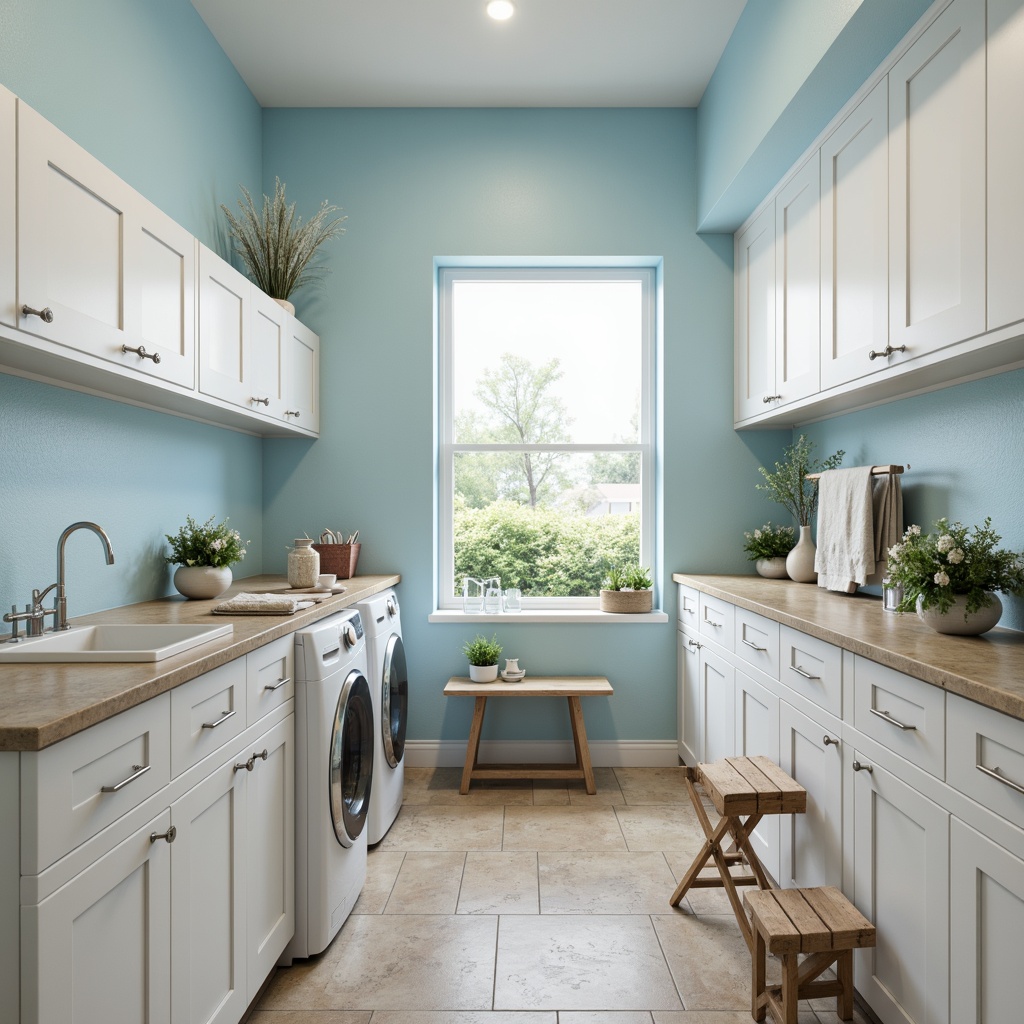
[
  {"left": 170, "top": 658, "right": 247, "bottom": 777},
  {"left": 247, "top": 633, "right": 294, "bottom": 725},
  {"left": 779, "top": 625, "right": 842, "bottom": 718},
  {"left": 21, "top": 695, "right": 171, "bottom": 873},
  {"left": 677, "top": 584, "right": 700, "bottom": 628},
  {"left": 735, "top": 607, "right": 780, "bottom": 679},
  {"left": 699, "top": 592, "right": 735, "bottom": 650},
  {"left": 948, "top": 693, "right": 1024, "bottom": 831},
  {"left": 854, "top": 657, "right": 945, "bottom": 779}
]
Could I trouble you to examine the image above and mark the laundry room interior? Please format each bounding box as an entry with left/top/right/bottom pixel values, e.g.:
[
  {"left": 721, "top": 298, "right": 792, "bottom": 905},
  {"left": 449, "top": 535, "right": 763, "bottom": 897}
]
[{"left": 2, "top": 0, "right": 1024, "bottom": 1022}]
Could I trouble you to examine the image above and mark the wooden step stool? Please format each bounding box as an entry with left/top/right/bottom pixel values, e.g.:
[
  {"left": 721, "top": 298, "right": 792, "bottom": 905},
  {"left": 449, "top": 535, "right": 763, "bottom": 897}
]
[
  {"left": 745, "top": 886, "right": 876, "bottom": 1024},
  {"left": 669, "top": 756, "right": 806, "bottom": 953}
]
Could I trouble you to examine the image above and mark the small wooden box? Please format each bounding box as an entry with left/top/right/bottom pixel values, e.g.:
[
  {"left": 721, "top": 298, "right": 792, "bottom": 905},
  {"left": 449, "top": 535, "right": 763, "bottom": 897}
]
[{"left": 312, "top": 542, "right": 360, "bottom": 579}]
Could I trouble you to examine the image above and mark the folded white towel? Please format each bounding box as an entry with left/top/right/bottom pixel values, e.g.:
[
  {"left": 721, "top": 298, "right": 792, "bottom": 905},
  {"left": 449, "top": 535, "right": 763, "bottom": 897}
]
[
  {"left": 815, "top": 467, "right": 876, "bottom": 592},
  {"left": 213, "top": 592, "right": 315, "bottom": 615}
]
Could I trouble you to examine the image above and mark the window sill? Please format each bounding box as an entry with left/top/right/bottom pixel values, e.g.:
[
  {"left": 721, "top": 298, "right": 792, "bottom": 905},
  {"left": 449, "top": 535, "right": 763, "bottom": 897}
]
[{"left": 428, "top": 609, "right": 669, "bottom": 624}]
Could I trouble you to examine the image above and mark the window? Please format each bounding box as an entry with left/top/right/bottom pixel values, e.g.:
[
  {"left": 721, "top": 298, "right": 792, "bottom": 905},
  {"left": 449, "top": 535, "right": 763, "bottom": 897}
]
[{"left": 437, "top": 265, "right": 658, "bottom": 611}]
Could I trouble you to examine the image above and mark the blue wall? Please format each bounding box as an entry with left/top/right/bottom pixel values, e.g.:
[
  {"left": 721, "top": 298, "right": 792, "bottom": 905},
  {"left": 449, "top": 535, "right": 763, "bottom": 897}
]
[{"left": 0, "top": 0, "right": 265, "bottom": 618}]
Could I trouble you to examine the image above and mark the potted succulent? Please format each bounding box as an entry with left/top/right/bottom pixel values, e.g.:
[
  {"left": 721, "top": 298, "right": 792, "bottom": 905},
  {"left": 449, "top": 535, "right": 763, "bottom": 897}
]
[
  {"left": 165, "top": 515, "right": 248, "bottom": 599},
  {"left": 743, "top": 522, "right": 796, "bottom": 578},
  {"left": 756, "top": 435, "right": 844, "bottom": 583},
  {"left": 462, "top": 633, "right": 503, "bottom": 682},
  {"left": 600, "top": 565, "right": 654, "bottom": 613},
  {"left": 220, "top": 177, "right": 346, "bottom": 312},
  {"left": 885, "top": 517, "right": 1024, "bottom": 635}
]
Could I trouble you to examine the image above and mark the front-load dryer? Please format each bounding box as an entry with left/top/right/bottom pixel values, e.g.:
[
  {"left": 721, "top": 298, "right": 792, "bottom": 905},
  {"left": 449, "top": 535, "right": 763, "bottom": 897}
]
[
  {"left": 287, "top": 609, "right": 373, "bottom": 960},
  {"left": 354, "top": 588, "right": 407, "bottom": 845}
]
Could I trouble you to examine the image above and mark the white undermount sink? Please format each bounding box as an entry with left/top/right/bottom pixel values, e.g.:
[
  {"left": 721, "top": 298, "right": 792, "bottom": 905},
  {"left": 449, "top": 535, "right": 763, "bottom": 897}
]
[{"left": 0, "top": 622, "right": 234, "bottom": 663}]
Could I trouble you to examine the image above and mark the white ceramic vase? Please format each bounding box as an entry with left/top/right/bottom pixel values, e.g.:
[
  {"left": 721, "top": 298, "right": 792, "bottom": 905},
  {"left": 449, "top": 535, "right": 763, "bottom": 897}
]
[
  {"left": 916, "top": 592, "right": 1002, "bottom": 635},
  {"left": 468, "top": 663, "right": 499, "bottom": 682},
  {"left": 755, "top": 557, "right": 789, "bottom": 579},
  {"left": 786, "top": 525, "right": 818, "bottom": 583},
  {"left": 173, "top": 564, "right": 232, "bottom": 600},
  {"left": 273, "top": 297, "right": 295, "bottom": 315}
]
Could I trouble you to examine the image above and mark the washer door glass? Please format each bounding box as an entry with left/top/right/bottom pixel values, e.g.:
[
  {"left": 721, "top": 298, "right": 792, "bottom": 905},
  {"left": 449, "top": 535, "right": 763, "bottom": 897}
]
[
  {"left": 330, "top": 670, "right": 373, "bottom": 846},
  {"left": 381, "top": 633, "right": 408, "bottom": 768}
]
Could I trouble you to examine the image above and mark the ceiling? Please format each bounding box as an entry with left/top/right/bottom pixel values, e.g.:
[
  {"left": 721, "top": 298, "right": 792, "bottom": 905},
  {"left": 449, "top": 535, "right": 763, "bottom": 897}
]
[{"left": 190, "top": 0, "right": 747, "bottom": 108}]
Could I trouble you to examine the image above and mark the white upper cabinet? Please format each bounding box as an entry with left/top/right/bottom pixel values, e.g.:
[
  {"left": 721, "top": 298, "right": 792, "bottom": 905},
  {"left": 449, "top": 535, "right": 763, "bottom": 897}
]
[
  {"left": 734, "top": 202, "right": 776, "bottom": 422},
  {"left": 198, "top": 244, "right": 253, "bottom": 410},
  {"left": 820, "top": 78, "right": 889, "bottom": 389},
  {"left": 0, "top": 86, "right": 14, "bottom": 330},
  {"left": 987, "top": 0, "right": 1024, "bottom": 331},
  {"left": 888, "top": 0, "right": 986, "bottom": 357},
  {"left": 16, "top": 101, "right": 196, "bottom": 389},
  {"left": 250, "top": 288, "right": 287, "bottom": 419},
  {"left": 774, "top": 153, "right": 820, "bottom": 405},
  {"left": 282, "top": 316, "right": 320, "bottom": 433}
]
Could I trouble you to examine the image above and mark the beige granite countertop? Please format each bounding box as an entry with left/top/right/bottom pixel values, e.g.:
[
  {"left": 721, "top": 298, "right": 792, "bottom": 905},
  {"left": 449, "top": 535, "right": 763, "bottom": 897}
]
[
  {"left": 0, "top": 573, "right": 400, "bottom": 751},
  {"left": 673, "top": 573, "right": 1024, "bottom": 721}
]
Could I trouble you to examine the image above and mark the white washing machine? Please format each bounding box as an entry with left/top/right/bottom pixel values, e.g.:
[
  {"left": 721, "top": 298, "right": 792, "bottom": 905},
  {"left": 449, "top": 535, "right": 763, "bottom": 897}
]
[
  {"left": 354, "top": 588, "right": 407, "bottom": 845},
  {"left": 287, "top": 609, "right": 373, "bottom": 960}
]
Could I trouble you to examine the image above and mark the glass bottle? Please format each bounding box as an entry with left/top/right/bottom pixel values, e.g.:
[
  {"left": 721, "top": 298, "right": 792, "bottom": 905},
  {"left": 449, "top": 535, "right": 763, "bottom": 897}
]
[{"left": 287, "top": 538, "right": 320, "bottom": 588}]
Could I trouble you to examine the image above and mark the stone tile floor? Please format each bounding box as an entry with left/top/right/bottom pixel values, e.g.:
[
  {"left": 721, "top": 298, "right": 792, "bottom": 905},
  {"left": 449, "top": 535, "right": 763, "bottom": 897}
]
[{"left": 250, "top": 767, "right": 875, "bottom": 1024}]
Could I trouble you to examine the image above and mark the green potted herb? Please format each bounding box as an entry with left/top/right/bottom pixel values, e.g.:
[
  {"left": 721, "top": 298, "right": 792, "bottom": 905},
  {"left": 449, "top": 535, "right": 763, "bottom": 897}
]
[
  {"left": 600, "top": 565, "right": 654, "bottom": 613},
  {"left": 743, "top": 522, "right": 796, "bottom": 579},
  {"left": 462, "top": 633, "right": 503, "bottom": 682},
  {"left": 165, "top": 515, "right": 248, "bottom": 599}
]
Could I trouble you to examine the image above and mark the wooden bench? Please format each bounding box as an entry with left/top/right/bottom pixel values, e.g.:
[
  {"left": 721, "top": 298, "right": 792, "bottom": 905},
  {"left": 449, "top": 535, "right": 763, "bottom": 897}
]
[
  {"left": 745, "top": 886, "right": 876, "bottom": 1024},
  {"left": 669, "top": 756, "right": 806, "bottom": 952},
  {"left": 443, "top": 676, "right": 613, "bottom": 794}
]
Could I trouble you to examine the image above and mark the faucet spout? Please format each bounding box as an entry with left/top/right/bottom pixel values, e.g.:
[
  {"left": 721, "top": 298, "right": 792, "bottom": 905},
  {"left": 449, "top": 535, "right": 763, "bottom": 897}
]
[{"left": 56, "top": 522, "right": 115, "bottom": 630}]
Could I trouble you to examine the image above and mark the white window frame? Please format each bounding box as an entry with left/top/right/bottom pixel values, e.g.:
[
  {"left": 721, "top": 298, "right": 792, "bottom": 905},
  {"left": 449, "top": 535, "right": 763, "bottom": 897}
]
[{"left": 435, "top": 264, "right": 659, "bottom": 613}]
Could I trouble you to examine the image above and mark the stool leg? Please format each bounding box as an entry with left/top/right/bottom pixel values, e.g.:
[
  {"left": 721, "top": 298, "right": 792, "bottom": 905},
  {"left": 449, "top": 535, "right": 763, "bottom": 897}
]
[
  {"left": 781, "top": 952, "right": 798, "bottom": 1024},
  {"left": 752, "top": 927, "right": 767, "bottom": 1023},
  {"left": 837, "top": 949, "right": 854, "bottom": 1020}
]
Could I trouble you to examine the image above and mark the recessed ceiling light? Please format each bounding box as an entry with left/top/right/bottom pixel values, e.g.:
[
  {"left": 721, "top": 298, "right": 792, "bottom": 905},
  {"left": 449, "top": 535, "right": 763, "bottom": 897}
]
[{"left": 486, "top": 1, "right": 515, "bottom": 21}]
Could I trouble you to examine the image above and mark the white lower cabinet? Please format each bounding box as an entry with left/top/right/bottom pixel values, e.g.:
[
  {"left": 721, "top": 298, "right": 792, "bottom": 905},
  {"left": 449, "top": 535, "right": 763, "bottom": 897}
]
[
  {"left": 700, "top": 645, "right": 735, "bottom": 765},
  {"left": 677, "top": 628, "right": 701, "bottom": 765},
  {"left": 735, "top": 669, "right": 780, "bottom": 883}
]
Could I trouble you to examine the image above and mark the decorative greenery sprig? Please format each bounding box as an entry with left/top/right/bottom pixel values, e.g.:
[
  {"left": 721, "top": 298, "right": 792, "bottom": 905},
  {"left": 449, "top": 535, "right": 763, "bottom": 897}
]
[
  {"left": 462, "top": 634, "right": 503, "bottom": 666},
  {"left": 165, "top": 515, "right": 248, "bottom": 568},
  {"left": 886, "top": 518, "right": 1024, "bottom": 616},
  {"left": 603, "top": 565, "right": 651, "bottom": 591},
  {"left": 742, "top": 523, "right": 796, "bottom": 561},
  {"left": 756, "top": 435, "right": 845, "bottom": 527},
  {"left": 220, "top": 177, "right": 346, "bottom": 301}
]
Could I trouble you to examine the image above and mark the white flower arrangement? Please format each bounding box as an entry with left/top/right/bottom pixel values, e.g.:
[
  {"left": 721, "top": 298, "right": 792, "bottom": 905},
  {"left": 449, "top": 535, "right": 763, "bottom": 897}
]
[{"left": 165, "top": 515, "right": 249, "bottom": 569}]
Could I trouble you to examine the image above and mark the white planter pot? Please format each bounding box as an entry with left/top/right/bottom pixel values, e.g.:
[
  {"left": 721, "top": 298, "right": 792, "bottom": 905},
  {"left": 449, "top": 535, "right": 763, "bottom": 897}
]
[
  {"left": 468, "top": 663, "right": 499, "bottom": 683},
  {"left": 755, "top": 557, "right": 789, "bottom": 579},
  {"left": 173, "top": 565, "right": 232, "bottom": 600},
  {"left": 916, "top": 592, "right": 1002, "bottom": 635},
  {"left": 786, "top": 525, "right": 818, "bottom": 583}
]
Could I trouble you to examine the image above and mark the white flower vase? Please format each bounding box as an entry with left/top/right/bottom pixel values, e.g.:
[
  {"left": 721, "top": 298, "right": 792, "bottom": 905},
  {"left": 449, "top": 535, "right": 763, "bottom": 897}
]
[
  {"left": 173, "top": 565, "right": 233, "bottom": 600},
  {"left": 755, "top": 557, "right": 789, "bottom": 579},
  {"left": 916, "top": 593, "right": 1002, "bottom": 635},
  {"left": 468, "top": 663, "right": 499, "bottom": 683},
  {"left": 786, "top": 526, "right": 818, "bottom": 583}
]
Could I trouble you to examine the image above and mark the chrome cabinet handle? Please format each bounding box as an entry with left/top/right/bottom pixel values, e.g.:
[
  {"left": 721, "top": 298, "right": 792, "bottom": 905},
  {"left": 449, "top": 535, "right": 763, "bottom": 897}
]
[
  {"left": 868, "top": 344, "right": 907, "bottom": 361},
  {"left": 101, "top": 763, "right": 151, "bottom": 793},
  {"left": 852, "top": 760, "right": 873, "bottom": 773},
  {"left": 284, "top": 410, "right": 301, "bottom": 418},
  {"left": 976, "top": 764, "right": 1024, "bottom": 796},
  {"left": 264, "top": 676, "right": 291, "bottom": 692},
  {"left": 122, "top": 343, "right": 161, "bottom": 364},
  {"left": 686, "top": 639, "right": 702, "bottom": 650},
  {"left": 762, "top": 394, "right": 782, "bottom": 403},
  {"left": 251, "top": 396, "right": 270, "bottom": 406},
  {"left": 201, "top": 709, "right": 237, "bottom": 730},
  {"left": 705, "top": 618, "right": 722, "bottom": 628},
  {"left": 869, "top": 707, "right": 916, "bottom": 731},
  {"left": 789, "top": 664, "right": 820, "bottom": 680},
  {"left": 22, "top": 304, "right": 54, "bottom": 323},
  {"left": 150, "top": 825, "right": 177, "bottom": 844},
  {"left": 823, "top": 735, "right": 840, "bottom": 747},
  {"left": 234, "top": 748, "right": 269, "bottom": 773},
  {"left": 741, "top": 638, "right": 767, "bottom": 652}
]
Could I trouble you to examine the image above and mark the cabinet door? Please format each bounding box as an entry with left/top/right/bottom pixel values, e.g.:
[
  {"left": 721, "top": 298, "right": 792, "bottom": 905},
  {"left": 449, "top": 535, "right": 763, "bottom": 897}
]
[
  {"left": 735, "top": 670, "right": 780, "bottom": 883},
  {"left": 774, "top": 153, "right": 820, "bottom": 405},
  {"left": 282, "top": 315, "right": 320, "bottom": 432},
  {"left": 23, "top": 811, "right": 172, "bottom": 1024},
  {"left": 170, "top": 762, "right": 246, "bottom": 1024},
  {"left": 249, "top": 288, "right": 286, "bottom": 418},
  {"left": 0, "top": 86, "right": 14, "bottom": 328},
  {"left": 198, "top": 244, "right": 251, "bottom": 408},
  {"left": 950, "top": 817, "right": 1024, "bottom": 1023},
  {"left": 245, "top": 714, "right": 295, "bottom": 1000},
  {"left": 889, "top": 0, "right": 986, "bottom": 357},
  {"left": 852, "top": 754, "right": 949, "bottom": 1024},
  {"left": 779, "top": 700, "right": 842, "bottom": 889},
  {"left": 734, "top": 202, "right": 776, "bottom": 421},
  {"left": 700, "top": 646, "right": 734, "bottom": 765},
  {"left": 988, "top": 0, "right": 1024, "bottom": 331},
  {"left": 820, "top": 77, "right": 889, "bottom": 388},
  {"left": 677, "top": 629, "right": 701, "bottom": 765}
]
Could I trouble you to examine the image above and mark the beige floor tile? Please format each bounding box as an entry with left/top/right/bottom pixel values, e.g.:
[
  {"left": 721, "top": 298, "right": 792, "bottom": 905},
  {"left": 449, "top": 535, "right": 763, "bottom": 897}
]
[
  {"left": 256, "top": 954, "right": 342, "bottom": 1011},
  {"left": 458, "top": 851, "right": 540, "bottom": 914},
  {"left": 384, "top": 852, "right": 466, "bottom": 913},
  {"left": 811, "top": 1002, "right": 875, "bottom": 1024},
  {"left": 369, "top": 1014, "right": 555, "bottom": 1024},
  {"left": 614, "top": 805, "right": 704, "bottom": 853},
  {"left": 376, "top": 805, "right": 504, "bottom": 851},
  {"left": 321, "top": 915, "right": 498, "bottom": 1010},
  {"left": 353, "top": 851, "right": 405, "bottom": 914},
  {"left": 532, "top": 780, "right": 571, "bottom": 805},
  {"left": 559, "top": 1014, "right": 654, "bottom": 1023},
  {"left": 613, "top": 768, "right": 691, "bottom": 805},
  {"left": 651, "top": 1013, "right": 815, "bottom": 1023},
  {"left": 248, "top": 1013, "right": 372, "bottom": 1024},
  {"left": 403, "top": 767, "right": 534, "bottom": 805},
  {"left": 494, "top": 915, "right": 683, "bottom": 1011},
  {"left": 566, "top": 768, "right": 625, "bottom": 805},
  {"left": 538, "top": 852, "right": 676, "bottom": 915},
  {"left": 502, "top": 806, "right": 628, "bottom": 852},
  {"left": 664, "top": 848, "right": 740, "bottom": 917}
]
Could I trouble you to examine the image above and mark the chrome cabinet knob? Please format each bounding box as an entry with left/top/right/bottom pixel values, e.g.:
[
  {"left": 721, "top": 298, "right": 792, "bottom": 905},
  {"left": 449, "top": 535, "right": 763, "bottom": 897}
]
[{"left": 22, "top": 304, "right": 54, "bottom": 323}]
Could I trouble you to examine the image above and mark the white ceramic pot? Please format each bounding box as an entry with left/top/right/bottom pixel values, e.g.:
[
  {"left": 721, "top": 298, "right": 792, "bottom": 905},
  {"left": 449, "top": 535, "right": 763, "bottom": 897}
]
[
  {"left": 786, "top": 525, "right": 818, "bottom": 583},
  {"left": 755, "top": 557, "right": 789, "bottom": 579},
  {"left": 273, "top": 297, "right": 295, "bottom": 315},
  {"left": 173, "top": 565, "right": 232, "bottom": 600},
  {"left": 916, "top": 592, "right": 1002, "bottom": 635},
  {"left": 468, "top": 663, "right": 499, "bottom": 682}
]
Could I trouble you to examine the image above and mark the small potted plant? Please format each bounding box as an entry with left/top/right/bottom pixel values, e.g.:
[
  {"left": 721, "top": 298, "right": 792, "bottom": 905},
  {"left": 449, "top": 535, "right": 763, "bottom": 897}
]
[
  {"left": 743, "top": 523, "right": 796, "bottom": 578},
  {"left": 600, "top": 565, "right": 654, "bottom": 613},
  {"left": 462, "top": 633, "right": 503, "bottom": 682},
  {"left": 885, "top": 517, "right": 1024, "bottom": 635},
  {"left": 166, "top": 515, "right": 248, "bottom": 599}
]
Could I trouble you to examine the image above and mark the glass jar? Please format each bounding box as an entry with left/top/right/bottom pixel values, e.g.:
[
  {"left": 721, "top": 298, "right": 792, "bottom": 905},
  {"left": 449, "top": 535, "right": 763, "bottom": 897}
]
[
  {"left": 484, "top": 576, "right": 503, "bottom": 614},
  {"left": 287, "top": 538, "right": 320, "bottom": 589}
]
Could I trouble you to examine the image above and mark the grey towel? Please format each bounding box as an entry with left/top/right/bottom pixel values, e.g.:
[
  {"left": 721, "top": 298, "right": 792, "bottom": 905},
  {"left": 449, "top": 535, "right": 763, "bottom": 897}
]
[{"left": 865, "top": 472, "right": 904, "bottom": 586}]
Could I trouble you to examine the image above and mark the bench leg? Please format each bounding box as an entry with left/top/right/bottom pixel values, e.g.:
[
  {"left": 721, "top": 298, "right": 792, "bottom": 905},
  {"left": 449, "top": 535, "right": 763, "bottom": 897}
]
[
  {"left": 780, "top": 952, "right": 799, "bottom": 1024},
  {"left": 567, "top": 695, "right": 596, "bottom": 794},
  {"left": 460, "top": 696, "right": 487, "bottom": 795},
  {"left": 837, "top": 949, "right": 854, "bottom": 1020},
  {"left": 752, "top": 926, "right": 767, "bottom": 1022}
]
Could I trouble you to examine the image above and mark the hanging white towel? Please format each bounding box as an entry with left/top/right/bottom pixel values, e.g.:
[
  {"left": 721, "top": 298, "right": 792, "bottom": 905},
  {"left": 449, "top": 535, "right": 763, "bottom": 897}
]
[{"left": 814, "top": 466, "right": 876, "bottom": 593}]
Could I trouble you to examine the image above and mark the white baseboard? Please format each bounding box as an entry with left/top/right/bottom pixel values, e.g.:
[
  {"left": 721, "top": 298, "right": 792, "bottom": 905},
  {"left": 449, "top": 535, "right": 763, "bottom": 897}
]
[{"left": 404, "top": 739, "right": 679, "bottom": 769}]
